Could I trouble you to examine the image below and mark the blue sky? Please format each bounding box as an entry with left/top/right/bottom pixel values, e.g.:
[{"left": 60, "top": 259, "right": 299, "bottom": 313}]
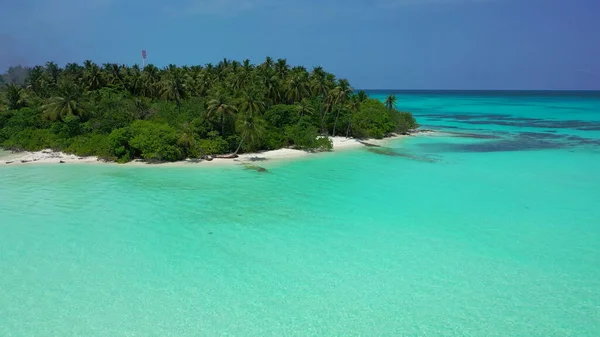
[{"left": 1, "top": 0, "right": 598, "bottom": 89}]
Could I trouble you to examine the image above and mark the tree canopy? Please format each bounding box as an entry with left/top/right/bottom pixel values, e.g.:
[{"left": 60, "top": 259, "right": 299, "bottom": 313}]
[{"left": 0, "top": 59, "right": 418, "bottom": 162}]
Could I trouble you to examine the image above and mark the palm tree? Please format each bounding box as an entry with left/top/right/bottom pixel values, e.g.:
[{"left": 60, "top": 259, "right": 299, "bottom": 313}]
[
  {"left": 45, "top": 61, "right": 60, "bottom": 85},
  {"left": 295, "top": 98, "right": 314, "bottom": 120},
  {"left": 5, "top": 84, "right": 27, "bottom": 110},
  {"left": 160, "top": 66, "right": 187, "bottom": 113},
  {"left": 83, "top": 61, "right": 104, "bottom": 90},
  {"left": 259, "top": 57, "right": 275, "bottom": 78},
  {"left": 234, "top": 111, "right": 266, "bottom": 154},
  {"left": 356, "top": 90, "right": 368, "bottom": 103},
  {"left": 331, "top": 79, "right": 354, "bottom": 136},
  {"left": 346, "top": 95, "right": 361, "bottom": 137},
  {"left": 262, "top": 56, "right": 274, "bottom": 70},
  {"left": 63, "top": 63, "right": 83, "bottom": 84},
  {"left": 385, "top": 94, "right": 397, "bottom": 111},
  {"left": 26, "top": 66, "right": 47, "bottom": 96},
  {"left": 286, "top": 74, "right": 309, "bottom": 103},
  {"left": 101, "top": 63, "right": 123, "bottom": 87},
  {"left": 178, "top": 122, "right": 198, "bottom": 157},
  {"left": 124, "top": 65, "right": 144, "bottom": 96},
  {"left": 294, "top": 98, "right": 314, "bottom": 140},
  {"left": 264, "top": 75, "right": 282, "bottom": 105},
  {"left": 206, "top": 93, "right": 238, "bottom": 136},
  {"left": 240, "top": 91, "right": 265, "bottom": 115},
  {"left": 142, "top": 64, "right": 161, "bottom": 99},
  {"left": 310, "top": 71, "right": 331, "bottom": 99},
  {"left": 42, "top": 84, "right": 86, "bottom": 121},
  {"left": 275, "top": 58, "right": 289, "bottom": 79},
  {"left": 242, "top": 59, "right": 253, "bottom": 73}
]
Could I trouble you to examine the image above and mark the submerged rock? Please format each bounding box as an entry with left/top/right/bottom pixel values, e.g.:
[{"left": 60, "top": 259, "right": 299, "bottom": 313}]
[
  {"left": 243, "top": 164, "right": 268, "bottom": 172},
  {"left": 367, "top": 147, "right": 438, "bottom": 163}
]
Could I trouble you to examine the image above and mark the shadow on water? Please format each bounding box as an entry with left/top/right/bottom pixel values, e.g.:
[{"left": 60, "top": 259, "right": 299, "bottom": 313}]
[
  {"left": 242, "top": 163, "right": 269, "bottom": 173},
  {"left": 366, "top": 147, "right": 439, "bottom": 163},
  {"left": 442, "top": 131, "right": 502, "bottom": 139},
  {"left": 418, "top": 130, "right": 600, "bottom": 153},
  {"left": 247, "top": 157, "right": 268, "bottom": 162},
  {"left": 420, "top": 113, "right": 600, "bottom": 131}
]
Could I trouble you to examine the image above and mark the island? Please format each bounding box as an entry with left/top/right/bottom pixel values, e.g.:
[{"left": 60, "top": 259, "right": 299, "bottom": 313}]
[{"left": 0, "top": 59, "right": 418, "bottom": 164}]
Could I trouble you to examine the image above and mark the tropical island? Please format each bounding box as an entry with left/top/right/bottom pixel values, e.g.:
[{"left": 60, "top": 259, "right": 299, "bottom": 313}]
[{"left": 0, "top": 59, "right": 417, "bottom": 164}]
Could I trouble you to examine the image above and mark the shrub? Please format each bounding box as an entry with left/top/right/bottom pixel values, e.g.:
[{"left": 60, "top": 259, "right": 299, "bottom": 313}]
[
  {"left": 285, "top": 117, "right": 332, "bottom": 151},
  {"left": 65, "top": 134, "right": 113, "bottom": 159},
  {"left": 2, "top": 129, "right": 59, "bottom": 151},
  {"left": 128, "top": 120, "right": 184, "bottom": 162},
  {"left": 390, "top": 111, "right": 418, "bottom": 134},
  {"left": 196, "top": 132, "right": 229, "bottom": 155},
  {"left": 264, "top": 104, "right": 299, "bottom": 128},
  {"left": 108, "top": 127, "right": 134, "bottom": 162},
  {"left": 351, "top": 99, "right": 395, "bottom": 139}
]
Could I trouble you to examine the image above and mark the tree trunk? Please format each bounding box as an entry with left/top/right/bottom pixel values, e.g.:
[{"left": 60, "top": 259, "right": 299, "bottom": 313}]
[
  {"left": 296, "top": 112, "right": 304, "bottom": 140},
  {"left": 346, "top": 121, "right": 352, "bottom": 138},
  {"left": 221, "top": 113, "right": 225, "bottom": 136},
  {"left": 332, "top": 109, "right": 341, "bottom": 137},
  {"left": 320, "top": 109, "right": 328, "bottom": 135},
  {"left": 234, "top": 133, "right": 246, "bottom": 155}
]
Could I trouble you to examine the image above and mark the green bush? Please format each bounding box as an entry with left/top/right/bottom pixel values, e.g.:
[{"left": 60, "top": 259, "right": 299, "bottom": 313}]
[
  {"left": 0, "top": 108, "right": 49, "bottom": 143},
  {"left": 65, "top": 134, "right": 113, "bottom": 159},
  {"left": 2, "top": 128, "right": 59, "bottom": 151},
  {"left": 285, "top": 117, "right": 332, "bottom": 151},
  {"left": 196, "top": 134, "right": 229, "bottom": 155},
  {"left": 390, "top": 111, "right": 418, "bottom": 133},
  {"left": 87, "top": 97, "right": 136, "bottom": 134},
  {"left": 50, "top": 114, "right": 82, "bottom": 139},
  {"left": 351, "top": 99, "right": 395, "bottom": 139},
  {"left": 108, "top": 127, "right": 134, "bottom": 162},
  {"left": 264, "top": 104, "right": 299, "bottom": 128},
  {"left": 262, "top": 128, "right": 287, "bottom": 150},
  {"left": 314, "top": 136, "right": 333, "bottom": 151},
  {"left": 128, "top": 120, "right": 184, "bottom": 162}
]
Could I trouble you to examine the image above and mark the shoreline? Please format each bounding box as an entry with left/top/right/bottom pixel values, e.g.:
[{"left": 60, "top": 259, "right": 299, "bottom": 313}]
[{"left": 1, "top": 132, "right": 434, "bottom": 168}]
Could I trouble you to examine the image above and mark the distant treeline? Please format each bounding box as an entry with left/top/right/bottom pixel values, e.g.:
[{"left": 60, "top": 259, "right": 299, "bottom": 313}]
[{"left": 0, "top": 59, "right": 417, "bottom": 162}]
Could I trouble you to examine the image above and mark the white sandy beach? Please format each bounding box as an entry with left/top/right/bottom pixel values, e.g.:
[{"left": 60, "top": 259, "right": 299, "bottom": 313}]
[{"left": 2, "top": 133, "right": 432, "bottom": 167}]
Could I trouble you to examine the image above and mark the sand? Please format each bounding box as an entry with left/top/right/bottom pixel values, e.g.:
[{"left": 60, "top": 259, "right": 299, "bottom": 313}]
[{"left": 2, "top": 133, "right": 430, "bottom": 167}]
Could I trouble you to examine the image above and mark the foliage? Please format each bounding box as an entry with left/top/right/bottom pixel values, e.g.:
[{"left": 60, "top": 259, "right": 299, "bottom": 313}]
[
  {"left": 196, "top": 131, "right": 229, "bottom": 155},
  {"left": 391, "top": 111, "right": 419, "bottom": 133},
  {"left": 65, "top": 134, "right": 113, "bottom": 158},
  {"left": 285, "top": 117, "right": 332, "bottom": 151},
  {"left": 108, "top": 127, "right": 134, "bottom": 162},
  {"left": 128, "top": 121, "right": 184, "bottom": 162},
  {"left": 0, "top": 59, "right": 418, "bottom": 162},
  {"left": 351, "top": 99, "right": 395, "bottom": 139},
  {"left": 2, "top": 129, "right": 60, "bottom": 151},
  {"left": 5, "top": 84, "right": 27, "bottom": 110}
]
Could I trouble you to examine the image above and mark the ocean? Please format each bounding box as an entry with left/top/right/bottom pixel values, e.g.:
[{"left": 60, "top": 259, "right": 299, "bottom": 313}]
[{"left": 1, "top": 91, "right": 599, "bottom": 336}]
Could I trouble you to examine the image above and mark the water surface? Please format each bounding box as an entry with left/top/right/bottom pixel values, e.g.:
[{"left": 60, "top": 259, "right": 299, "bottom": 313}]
[{"left": 1, "top": 91, "right": 599, "bottom": 336}]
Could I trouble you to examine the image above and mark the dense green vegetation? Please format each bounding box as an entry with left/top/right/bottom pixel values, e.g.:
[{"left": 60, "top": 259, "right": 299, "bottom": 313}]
[{"left": 0, "top": 59, "right": 417, "bottom": 162}]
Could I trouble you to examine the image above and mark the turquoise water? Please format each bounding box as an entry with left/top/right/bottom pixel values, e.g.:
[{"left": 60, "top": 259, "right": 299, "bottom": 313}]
[{"left": 1, "top": 92, "right": 600, "bottom": 336}]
